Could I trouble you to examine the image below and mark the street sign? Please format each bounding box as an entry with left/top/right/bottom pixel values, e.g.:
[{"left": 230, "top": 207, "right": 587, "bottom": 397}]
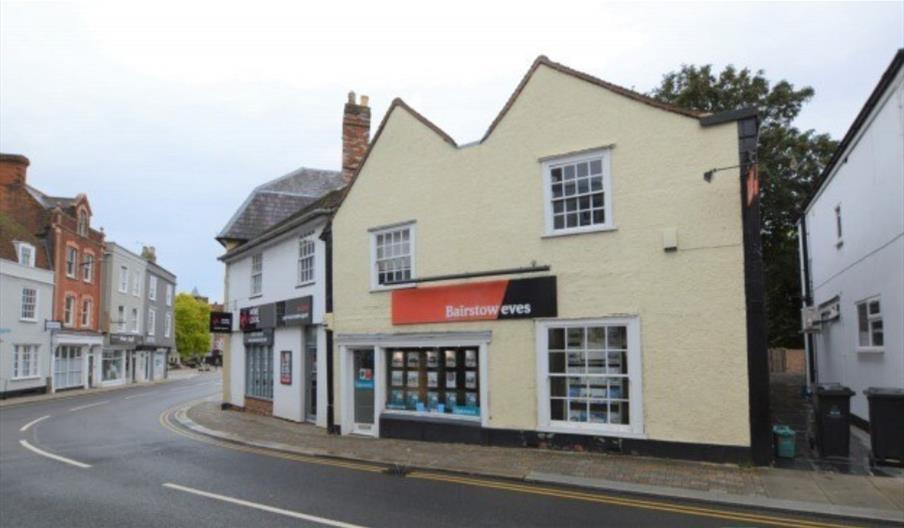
[{"left": 45, "top": 320, "right": 62, "bottom": 331}]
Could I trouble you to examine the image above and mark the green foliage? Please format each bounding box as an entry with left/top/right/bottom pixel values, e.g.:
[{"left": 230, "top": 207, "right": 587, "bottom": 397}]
[
  {"left": 652, "top": 65, "right": 838, "bottom": 348},
  {"left": 174, "top": 293, "right": 211, "bottom": 360}
]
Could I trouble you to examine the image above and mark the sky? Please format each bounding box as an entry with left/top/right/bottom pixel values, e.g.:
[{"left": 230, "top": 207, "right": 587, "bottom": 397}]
[{"left": 1, "top": 1, "right": 902, "bottom": 302}]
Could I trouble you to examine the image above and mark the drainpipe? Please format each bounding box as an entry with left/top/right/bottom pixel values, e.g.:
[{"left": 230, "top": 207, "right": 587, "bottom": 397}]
[{"left": 798, "top": 215, "right": 817, "bottom": 387}]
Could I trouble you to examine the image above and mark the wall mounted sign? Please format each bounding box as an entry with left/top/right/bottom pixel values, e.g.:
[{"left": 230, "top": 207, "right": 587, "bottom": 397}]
[
  {"left": 110, "top": 333, "right": 144, "bottom": 346},
  {"left": 392, "top": 276, "right": 557, "bottom": 325},
  {"left": 239, "top": 304, "right": 276, "bottom": 331},
  {"left": 355, "top": 367, "right": 374, "bottom": 389},
  {"left": 242, "top": 328, "right": 274, "bottom": 346},
  {"left": 44, "top": 320, "right": 62, "bottom": 331},
  {"left": 210, "top": 311, "right": 233, "bottom": 333},
  {"left": 280, "top": 350, "right": 292, "bottom": 385},
  {"left": 277, "top": 296, "right": 313, "bottom": 327}
]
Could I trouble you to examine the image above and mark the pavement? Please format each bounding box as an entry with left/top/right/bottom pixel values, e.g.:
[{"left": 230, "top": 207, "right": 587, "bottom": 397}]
[
  {"left": 1, "top": 371, "right": 879, "bottom": 527},
  {"left": 181, "top": 398, "right": 904, "bottom": 525},
  {"left": 0, "top": 367, "right": 199, "bottom": 408}
]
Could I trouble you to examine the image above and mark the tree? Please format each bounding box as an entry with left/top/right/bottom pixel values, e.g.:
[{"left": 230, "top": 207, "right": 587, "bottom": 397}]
[
  {"left": 651, "top": 65, "right": 837, "bottom": 348},
  {"left": 174, "top": 293, "right": 211, "bottom": 362}
]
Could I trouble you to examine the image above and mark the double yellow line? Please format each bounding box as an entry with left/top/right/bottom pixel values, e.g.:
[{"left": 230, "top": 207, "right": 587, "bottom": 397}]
[{"left": 159, "top": 402, "right": 857, "bottom": 528}]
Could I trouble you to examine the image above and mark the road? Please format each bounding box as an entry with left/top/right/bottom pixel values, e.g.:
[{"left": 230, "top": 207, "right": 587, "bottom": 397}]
[{"left": 0, "top": 373, "right": 877, "bottom": 527}]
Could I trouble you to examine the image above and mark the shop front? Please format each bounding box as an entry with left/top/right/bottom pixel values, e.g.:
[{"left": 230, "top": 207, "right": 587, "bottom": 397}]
[
  {"left": 236, "top": 296, "right": 326, "bottom": 424},
  {"left": 103, "top": 333, "right": 141, "bottom": 387},
  {"left": 52, "top": 332, "right": 103, "bottom": 392}
]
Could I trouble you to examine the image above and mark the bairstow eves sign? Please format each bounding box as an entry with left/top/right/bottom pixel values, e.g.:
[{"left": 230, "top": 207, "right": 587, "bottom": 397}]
[{"left": 392, "top": 276, "right": 557, "bottom": 325}]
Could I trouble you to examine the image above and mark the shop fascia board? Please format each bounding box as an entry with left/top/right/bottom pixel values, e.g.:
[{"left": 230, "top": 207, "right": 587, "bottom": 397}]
[{"left": 335, "top": 331, "right": 493, "bottom": 347}]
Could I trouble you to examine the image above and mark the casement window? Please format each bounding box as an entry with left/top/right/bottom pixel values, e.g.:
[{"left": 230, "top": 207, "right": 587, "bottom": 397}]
[
  {"left": 245, "top": 346, "right": 273, "bottom": 400},
  {"left": 131, "top": 307, "right": 140, "bottom": 333},
  {"left": 164, "top": 312, "right": 172, "bottom": 338},
  {"left": 12, "top": 345, "right": 40, "bottom": 379},
  {"left": 297, "top": 236, "right": 316, "bottom": 285},
  {"left": 857, "top": 297, "right": 883, "bottom": 350},
  {"left": 165, "top": 284, "right": 173, "bottom": 306},
  {"left": 17, "top": 243, "right": 35, "bottom": 267},
  {"left": 63, "top": 295, "right": 76, "bottom": 326},
  {"left": 66, "top": 247, "right": 78, "bottom": 278},
  {"left": 386, "top": 347, "right": 481, "bottom": 418},
  {"left": 119, "top": 266, "right": 129, "bottom": 293},
  {"left": 542, "top": 149, "right": 614, "bottom": 236},
  {"left": 80, "top": 298, "right": 92, "bottom": 327},
  {"left": 834, "top": 205, "right": 843, "bottom": 247},
  {"left": 20, "top": 288, "right": 37, "bottom": 321},
  {"left": 117, "top": 306, "right": 126, "bottom": 332},
  {"left": 148, "top": 308, "right": 156, "bottom": 335},
  {"left": 82, "top": 253, "right": 94, "bottom": 282},
  {"left": 149, "top": 276, "right": 158, "bottom": 301},
  {"left": 371, "top": 223, "right": 415, "bottom": 289},
  {"left": 132, "top": 270, "right": 141, "bottom": 296},
  {"left": 536, "top": 318, "right": 642, "bottom": 436},
  {"left": 251, "top": 254, "right": 263, "bottom": 296}
]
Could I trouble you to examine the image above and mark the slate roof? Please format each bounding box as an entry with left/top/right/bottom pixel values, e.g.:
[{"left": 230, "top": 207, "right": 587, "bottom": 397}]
[
  {"left": 216, "top": 167, "right": 344, "bottom": 244},
  {"left": 0, "top": 212, "right": 52, "bottom": 270},
  {"left": 25, "top": 185, "right": 77, "bottom": 211}
]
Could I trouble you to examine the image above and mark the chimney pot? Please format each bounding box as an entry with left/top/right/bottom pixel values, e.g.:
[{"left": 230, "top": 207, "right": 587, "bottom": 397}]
[
  {"left": 342, "top": 90, "right": 372, "bottom": 185},
  {"left": 347, "top": 91, "right": 356, "bottom": 104},
  {"left": 360, "top": 95, "right": 369, "bottom": 107}
]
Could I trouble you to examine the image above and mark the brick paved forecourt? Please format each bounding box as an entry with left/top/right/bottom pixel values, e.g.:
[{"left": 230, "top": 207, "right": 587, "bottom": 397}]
[{"left": 181, "top": 400, "right": 904, "bottom": 525}]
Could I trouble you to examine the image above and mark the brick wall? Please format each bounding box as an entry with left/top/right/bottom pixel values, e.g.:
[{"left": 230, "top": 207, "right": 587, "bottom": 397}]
[
  {"left": 243, "top": 396, "right": 273, "bottom": 416},
  {"left": 341, "top": 92, "right": 371, "bottom": 184},
  {"left": 768, "top": 348, "right": 806, "bottom": 375}
]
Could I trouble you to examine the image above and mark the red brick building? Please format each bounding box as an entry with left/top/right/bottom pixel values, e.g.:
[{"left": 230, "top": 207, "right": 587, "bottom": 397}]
[{"left": 1, "top": 154, "right": 105, "bottom": 390}]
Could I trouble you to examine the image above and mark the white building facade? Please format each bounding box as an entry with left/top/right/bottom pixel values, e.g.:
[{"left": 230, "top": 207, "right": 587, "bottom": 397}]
[
  {"left": 221, "top": 199, "right": 338, "bottom": 427},
  {"left": 799, "top": 50, "right": 904, "bottom": 423},
  {"left": 0, "top": 242, "right": 54, "bottom": 397},
  {"left": 100, "top": 242, "right": 148, "bottom": 387}
]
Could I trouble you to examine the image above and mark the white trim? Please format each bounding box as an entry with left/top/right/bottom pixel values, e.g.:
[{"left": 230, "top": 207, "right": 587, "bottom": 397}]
[
  {"left": 149, "top": 275, "right": 158, "bottom": 301},
  {"left": 65, "top": 246, "right": 78, "bottom": 278},
  {"left": 19, "top": 286, "right": 38, "bottom": 322},
  {"left": 82, "top": 252, "right": 94, "bottom": 283},
  {"left": 119, "top": 265, "right": 129, "bottom": 293},
  {"left": 369, "top": 222, "right": 416, "bottom": 291},
  {"left": 541, "top": 148, "right": 615, "bottom": 237},
  {"left": 15, "top": 242, "right": 36, "bottom": 267},
  {"left": 535, "top": 317, "right": 645, "bottom": 438},
  {"left": 148, "top": 308, "right": 157, "bottom": 336}
]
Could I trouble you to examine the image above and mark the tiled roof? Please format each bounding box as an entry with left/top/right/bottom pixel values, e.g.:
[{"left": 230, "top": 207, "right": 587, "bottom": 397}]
[
  {"left": 217, "top": 167, "right": 344, "bottom": 243},
  {"left": 0, "top": 212, "right": 52, "bottom": 270}
]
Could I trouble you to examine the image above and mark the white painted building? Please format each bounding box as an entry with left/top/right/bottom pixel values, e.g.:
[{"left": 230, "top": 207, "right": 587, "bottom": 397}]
[
  {"left": 0, "top": 227, "right": 54, "bottom": 397},
  {"left": 799, "top": 50, "right": 904, "bottom": 423},
  {"left": 220, "top": 193, "right": 342, "bottom": 426}
]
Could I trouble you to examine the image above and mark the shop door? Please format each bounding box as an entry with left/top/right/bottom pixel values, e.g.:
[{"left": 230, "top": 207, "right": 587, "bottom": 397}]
[
  {"left": 352, "top": 349, "right": 375, "bottom": 435},
  {"left": 87, "top": 354, "right": 94, "bottom": 387},
  {"left": 304, "top": 328, "right": 317, "bottom": 422},
  {"left": 54, "top": 346, "right": 83, "bottom": 390}
]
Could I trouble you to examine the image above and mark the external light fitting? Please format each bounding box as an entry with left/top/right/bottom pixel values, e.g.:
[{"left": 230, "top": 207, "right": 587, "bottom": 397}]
[{"left": 703, "top": 152, "right": 757, "bottom": 183}]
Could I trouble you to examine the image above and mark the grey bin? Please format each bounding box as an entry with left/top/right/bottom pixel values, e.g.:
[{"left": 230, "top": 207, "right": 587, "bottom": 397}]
[
  {"left": 815, "top": 384, "right": 854, "bottom": 458},
  {"left": 863, "top": 387, "right": 904, "bottom": 467}
]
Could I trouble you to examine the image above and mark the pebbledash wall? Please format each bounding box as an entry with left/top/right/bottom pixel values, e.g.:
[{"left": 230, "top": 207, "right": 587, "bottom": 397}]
[{"left": 331, "top": 57, "right": 766, "bottom": 463}]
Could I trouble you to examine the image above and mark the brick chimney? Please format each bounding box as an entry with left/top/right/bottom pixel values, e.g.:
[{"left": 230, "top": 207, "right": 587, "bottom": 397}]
[
  {"left": 342, "top": 91, "right": 371, "bottom": 184},
  {"left": 0, "top": 153, "right": 30, "bottom": 186},
  {"left": 141, "top": 245, "right": 157, "bottom": 263}
]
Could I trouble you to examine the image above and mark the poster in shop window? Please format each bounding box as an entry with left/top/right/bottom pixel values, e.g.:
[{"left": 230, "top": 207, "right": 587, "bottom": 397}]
[
  {"left": 427, "top": 371, "right": 438, "bottom": 388},
  {"left": 280, "top": 351, "right": 292, "bottom": 385},
  {"left": 444, "top": 349, "right": 457, "bottom": 367},
  {"left": 391, "top": 351, "right": 404, "bottom": 368}
]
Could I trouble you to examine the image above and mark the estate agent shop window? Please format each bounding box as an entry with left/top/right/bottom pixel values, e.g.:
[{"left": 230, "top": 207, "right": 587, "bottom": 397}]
[{"left": 386, "top": 347, "right": 480, "bottom": 417}]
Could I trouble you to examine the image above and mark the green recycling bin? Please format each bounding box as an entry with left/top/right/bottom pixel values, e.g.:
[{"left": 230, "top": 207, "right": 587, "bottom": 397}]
[{"left": 773, "top": 425, "right": 796, "bottom": 459}]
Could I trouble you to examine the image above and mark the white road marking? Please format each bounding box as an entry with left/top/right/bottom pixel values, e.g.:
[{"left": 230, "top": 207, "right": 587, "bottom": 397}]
[
  {"left": 19, "top": 415, "right": 50, "bottom": 432},
  {"left": 125, "top": 392, "right": 153, "bottom": 400},
  {"left": 69, "top": 400, "right": 109, "bottom": 412},
  {"left": 19, "top": 440, "right": 91, "bottom": 468},
  {"left": 162, "top": 483, "right": 367, "bottom": 528}
]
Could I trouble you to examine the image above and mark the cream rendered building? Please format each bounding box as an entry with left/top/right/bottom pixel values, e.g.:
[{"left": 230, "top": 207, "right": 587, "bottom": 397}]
[{"left": 330, "top": 57, "right": 769, "bottom": 464}]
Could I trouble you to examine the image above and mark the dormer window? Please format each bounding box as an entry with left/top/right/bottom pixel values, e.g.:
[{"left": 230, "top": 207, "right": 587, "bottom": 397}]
[
  {"left": 16, "top": 242, "right": 35, "bottom": 267},
  {"left": 77, "top": 210, "right": 89, "bottom": 236}
]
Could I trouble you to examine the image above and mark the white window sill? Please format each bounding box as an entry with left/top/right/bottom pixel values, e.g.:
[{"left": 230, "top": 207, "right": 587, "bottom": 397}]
[
  {"left": 543, "top": 224, "right": 617, "bottom": 239},
  {"left": 19, "top": 318, "right": 38, "bottom": 323},
  {"left": 370, "top": 283, "right": 417, "bottom": 293},
  {"left": 856, "top": 347, "right": 884, "bottom": 354},
  {"left": 538, "top": 423, "right": 646, "bottom": 439},
  {"left": 249, "top": 294, "right": 263, "bottom": 300},
  {"left": 11, "top": 375, "right": 41, "bottom": 381},
  {"left": 296, "top": 281, "right": 315, "bottom": 289}
]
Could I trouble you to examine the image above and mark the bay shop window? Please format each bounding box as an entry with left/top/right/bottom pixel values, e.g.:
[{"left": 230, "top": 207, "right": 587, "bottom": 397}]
[{"left": 536, "top": 318, "right": 643, "bottom": 435}]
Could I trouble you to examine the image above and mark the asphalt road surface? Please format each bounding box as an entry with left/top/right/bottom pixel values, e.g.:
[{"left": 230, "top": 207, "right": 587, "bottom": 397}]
[{"left": 0, "top": 373, "right": 881, "bottom": 527}]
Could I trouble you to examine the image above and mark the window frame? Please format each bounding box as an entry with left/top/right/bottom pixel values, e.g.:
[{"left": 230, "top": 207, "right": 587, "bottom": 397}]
[
  {"left": 17, "top": 242, "right": 35, "bottom": 267},
  {"left": 164, "top": 312, "right": 172, "bottom": 338},
  {"left": 132, "top": 270, "right": 141, "bottom": 297},
  {"left": 165, "top": 284, "right": 173, "bottom": 306},
  {"left": 541, "top": 148, "right": 615, "bottom": 237},
  {"left": 20, "top": 287, "right": 38, "bottom": 322},
  {"left": 12, "top": 344, "right": 40, "bottom": 380},
  {"left": 834, "top": 204, "right": 843, "bottom": 248},
  {"left": 117, "top": 306, "right": 126, "bottom": 332},
  {"left": 297, "top": 235, "right": 316, "bottom": 286},
  {"left": 131, "top": 307, "right": 140, "bottom": 333},
  {"left": 119, "top": 265, "right": 129, "bottom": 293},
  {"left": 63, "top": 294, "right": 76, "bottom": 327},
  {"left": 250, "top": 253, "right": 263, "bottom": 297},
  {"left": 369, "top": 222, "right": 416, "bottom": 291},
  {"left": 148, "top": 276, "right": 158, "bottom": 301},
  {"left": 535, "top": 317, "right": 644, "bottom": 437},
  {"left": 147, "top": 308, "right": 156, "bottom": 336},
  {"left": 80, "top": 297, "right": 92, "bottom": 328},
  {"left": 856, "top": 296, "right": 883, "bottom": 352},
  {"left": 245, "top": 345, "right": 274, "bottom": 400},
  {"left": 66, "top": 246, "right": 78, "bottom": 278},
  {"left": 82, "top": 252, "right": 94, "bottom": 282}
]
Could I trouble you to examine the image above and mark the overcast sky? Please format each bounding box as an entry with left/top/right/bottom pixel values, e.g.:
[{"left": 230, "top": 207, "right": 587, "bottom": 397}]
[{"left": 1, "top": 1, "right": 902, "bottom": 302}]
